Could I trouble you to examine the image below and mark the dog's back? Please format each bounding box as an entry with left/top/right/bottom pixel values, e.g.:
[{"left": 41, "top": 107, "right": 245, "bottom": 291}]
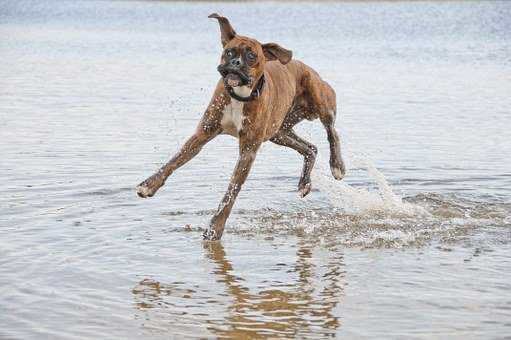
[{"left": 264, "top": 59, "right": 336, "bottom": 123}]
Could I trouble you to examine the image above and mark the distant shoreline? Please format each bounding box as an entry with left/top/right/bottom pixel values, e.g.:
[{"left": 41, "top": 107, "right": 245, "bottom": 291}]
[{"left": 132, "top": 0, "right": 485, "bottom": 3}]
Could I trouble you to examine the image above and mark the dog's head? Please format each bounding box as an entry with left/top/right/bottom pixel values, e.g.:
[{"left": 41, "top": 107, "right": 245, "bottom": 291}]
[{"left": 209, "top": 13, "right": 292, "bottom": 88}]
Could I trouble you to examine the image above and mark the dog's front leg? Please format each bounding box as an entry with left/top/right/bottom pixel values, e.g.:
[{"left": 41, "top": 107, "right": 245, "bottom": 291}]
[
  {"left": 204, "top": 139, "right": 261, "bottom": 241},
  {"left": 137, "top": 130, "right": 219, "bottom": 198},
  {"left": 137, "top": 82, "right": 228, "bottom": 198}
]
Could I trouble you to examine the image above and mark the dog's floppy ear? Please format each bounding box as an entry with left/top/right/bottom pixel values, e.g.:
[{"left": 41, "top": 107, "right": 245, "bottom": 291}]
[
  {"left": 262, "top": 43, "right": 292, "bottom": 64},
  {"left": 208, "top": 13, "right": 236, "bottom": 47}
]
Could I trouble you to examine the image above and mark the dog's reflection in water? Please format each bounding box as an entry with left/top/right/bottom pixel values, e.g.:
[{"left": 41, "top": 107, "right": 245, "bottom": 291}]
[{"left": 132, "top": 241, "right": 345, "bottom": 338}]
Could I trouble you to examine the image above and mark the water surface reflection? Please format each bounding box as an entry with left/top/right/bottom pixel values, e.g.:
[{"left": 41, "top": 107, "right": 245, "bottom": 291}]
[{"left": 133, "top": 241, "right": 345, "bottom": 338}]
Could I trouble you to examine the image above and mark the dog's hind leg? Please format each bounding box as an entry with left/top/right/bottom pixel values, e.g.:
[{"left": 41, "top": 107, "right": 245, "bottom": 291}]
[
  {"left": 271, "top": 129, "right": 317, "bottom": 197},
  {"left": 306, "top": 79, "right": 346, "bottom": 180},
  {"left": 319, "top": 110, "right": 346, "bottom": 180}
]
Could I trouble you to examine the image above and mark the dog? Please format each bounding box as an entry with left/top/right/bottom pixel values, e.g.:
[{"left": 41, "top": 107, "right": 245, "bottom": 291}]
[{"left": 137, "top": 13, "right": 346, "bottom": 240}]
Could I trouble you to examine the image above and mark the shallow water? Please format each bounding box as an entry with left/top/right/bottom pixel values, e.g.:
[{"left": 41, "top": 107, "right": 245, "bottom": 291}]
[{"left": 1, "top": 0, "right": 511, "bottom": 338}]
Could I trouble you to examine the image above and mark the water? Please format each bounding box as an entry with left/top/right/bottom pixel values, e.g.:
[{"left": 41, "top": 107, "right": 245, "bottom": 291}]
[{"left": 1, "top": 0, "right": 510, "bottom": 338}]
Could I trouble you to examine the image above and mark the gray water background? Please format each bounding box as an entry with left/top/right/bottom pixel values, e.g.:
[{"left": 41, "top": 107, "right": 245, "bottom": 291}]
[{"left": 1, "top": 0, "right": 511, "bottom": 339}]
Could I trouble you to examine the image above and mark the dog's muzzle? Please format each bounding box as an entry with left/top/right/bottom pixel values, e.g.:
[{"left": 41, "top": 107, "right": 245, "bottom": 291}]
[{"left": 217, "top": 64, "right": 251, "bottom": 87}]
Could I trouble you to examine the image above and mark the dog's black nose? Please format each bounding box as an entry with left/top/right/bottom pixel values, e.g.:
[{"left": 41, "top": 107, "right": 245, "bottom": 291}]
[{"left": 230, "top": 58, "right": 241, "bottom": 67}]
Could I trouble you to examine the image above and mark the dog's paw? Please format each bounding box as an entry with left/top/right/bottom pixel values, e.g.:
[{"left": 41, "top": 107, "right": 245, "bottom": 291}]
[
  {"left": 136, "top": 173, "right": 165, "bottom": 198},
  {"left": 298, "top": 182, "right": 312, "bottom": 198},
  {"left": 203, "top": 228, "right": 220, "bottom": 241},
  {"left": 330, "top": 162, "right": 346, "bottom": 181}
]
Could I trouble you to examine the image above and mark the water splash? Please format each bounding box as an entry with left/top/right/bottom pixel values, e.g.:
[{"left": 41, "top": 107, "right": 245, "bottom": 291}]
[
  {"left": 210, "top": 152, "right": 511, "bottom": 248},
  {"left": 312, "top": 152, "right": 427, "bottom": 217}
]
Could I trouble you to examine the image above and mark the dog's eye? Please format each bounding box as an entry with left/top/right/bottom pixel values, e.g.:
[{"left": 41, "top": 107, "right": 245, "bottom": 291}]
[
  {"left": 247, "top": 51, "right": 257, "bottom": 61},
  {"left": 225, "top": 49, "right": 234, "bottom": 58}
]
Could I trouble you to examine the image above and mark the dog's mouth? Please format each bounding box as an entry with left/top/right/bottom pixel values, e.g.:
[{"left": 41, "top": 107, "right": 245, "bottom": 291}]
[{"left": 217, "top": 65, "right": 251, "bottom": 87}]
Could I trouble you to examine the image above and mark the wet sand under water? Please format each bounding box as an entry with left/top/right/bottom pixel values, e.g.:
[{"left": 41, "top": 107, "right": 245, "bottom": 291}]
[{"left": 1, "top": 0, "right": 511, "bottom": 339}]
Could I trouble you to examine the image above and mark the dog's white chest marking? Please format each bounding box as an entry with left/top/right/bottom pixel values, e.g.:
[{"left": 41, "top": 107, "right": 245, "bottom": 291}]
[
  {"left": 221, "top": 100, "right": 244, "bottom": 136},
  {"left": 221, "top": 86, "right": 251, "bottom": 137}
]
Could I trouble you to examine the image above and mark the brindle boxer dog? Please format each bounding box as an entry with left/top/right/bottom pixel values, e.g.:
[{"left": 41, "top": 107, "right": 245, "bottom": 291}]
[{"left": 137, "top": 13, "right": 346, "bottom": 240}]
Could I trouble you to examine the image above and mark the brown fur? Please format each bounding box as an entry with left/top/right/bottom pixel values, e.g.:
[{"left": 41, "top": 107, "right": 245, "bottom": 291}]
[{"left": 137, "top": 14, "right": 346, "bottom": 240}]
